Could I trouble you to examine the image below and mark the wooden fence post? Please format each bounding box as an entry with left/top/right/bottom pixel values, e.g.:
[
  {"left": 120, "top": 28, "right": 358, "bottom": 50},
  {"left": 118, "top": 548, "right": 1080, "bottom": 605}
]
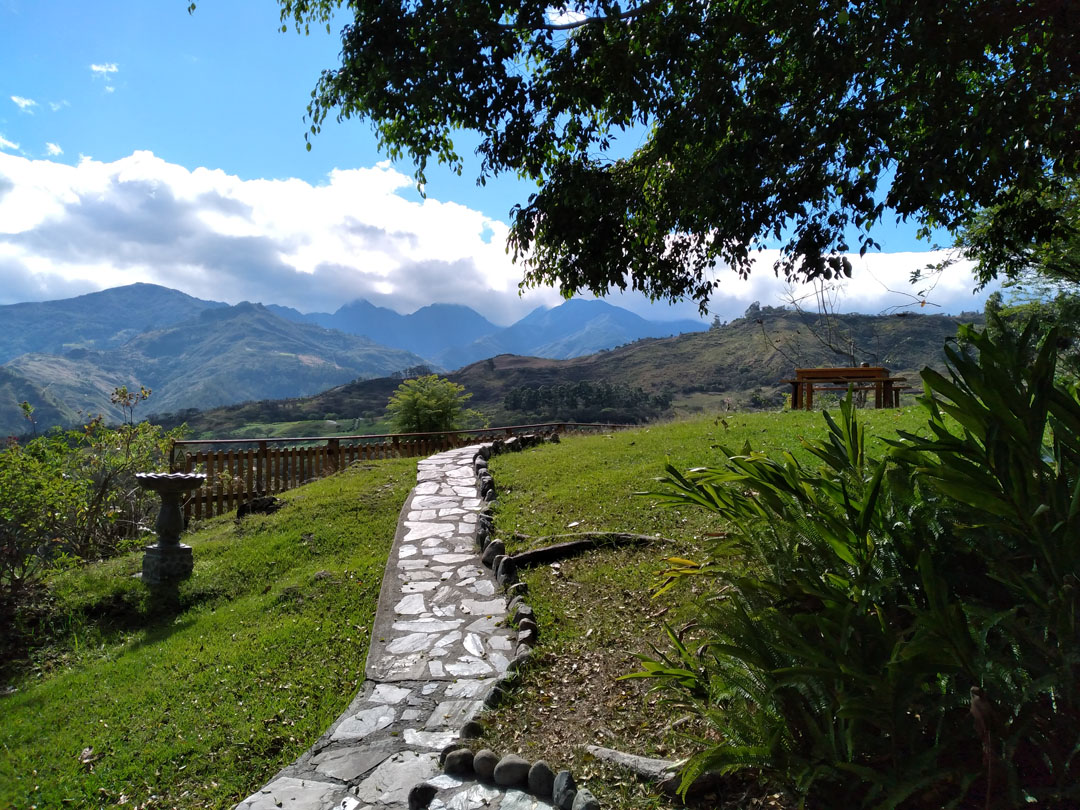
[
  {"left": 327, "top": 438, "right": 339, "bottom": 474},
  {"left": 257, "top": 441, "right": 267, "bottom": 494}
]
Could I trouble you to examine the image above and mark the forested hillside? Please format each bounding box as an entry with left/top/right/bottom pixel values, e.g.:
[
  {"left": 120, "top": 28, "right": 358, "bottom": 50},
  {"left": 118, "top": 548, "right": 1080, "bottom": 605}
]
[{"left": 158, "top": 307, "right": 981, "bottom": 436}]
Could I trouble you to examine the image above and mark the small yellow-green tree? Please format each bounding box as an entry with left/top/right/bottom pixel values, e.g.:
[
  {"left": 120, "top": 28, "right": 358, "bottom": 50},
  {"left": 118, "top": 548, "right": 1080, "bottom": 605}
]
[{"left": 385, "top": 375, "right": 480, "bottom": 433}]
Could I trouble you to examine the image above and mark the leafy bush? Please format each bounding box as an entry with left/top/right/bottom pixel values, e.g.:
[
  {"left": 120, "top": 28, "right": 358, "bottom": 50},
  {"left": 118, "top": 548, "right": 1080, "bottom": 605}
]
[
  {"left": 634, "top": 317, "right": 1079, "bottom": 808},
  {"left": 1, "top": 415, "right": 183, "bottom": 664},
  {"left": 385, "top": 374, "right": 483, "bottom": 433}
]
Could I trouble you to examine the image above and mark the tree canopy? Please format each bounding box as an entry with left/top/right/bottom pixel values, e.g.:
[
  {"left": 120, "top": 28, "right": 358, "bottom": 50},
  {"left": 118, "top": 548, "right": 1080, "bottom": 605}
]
[
  {"left": 279, "top": 0, "right": 1079, "bottom": 310},
  {"left": 385, "top": 374, "right": 477, "bottom": 432}
]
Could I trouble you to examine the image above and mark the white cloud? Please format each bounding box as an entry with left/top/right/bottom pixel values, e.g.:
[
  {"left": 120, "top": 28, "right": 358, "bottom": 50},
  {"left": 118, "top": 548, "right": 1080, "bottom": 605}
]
[
  {"left": 591, "top": 248, "right": 993, "bottom": 326},
  {"left": 0, "top": 134, "right": 19, "bottom": 152},
  {"left": 0, "top": 150, "right": 994, "bottom": 324},
  {"left": 741, "top": 250, "right": 989, "bottom": 319},
  {"left": 91, "top": 63, "right": 119, "bottom": 93},
  {"left": 45, "top": 142, "right": 63, "bottom": 156},
  {"left": 49, "top": 100, "right": 70, "bottom": 112},
  {"left": 11, "top": 95, "right": 37, "bottom": 112},
  {"left": 0, "top": 151, "right": 562, "bottom": 320},
  {"left": 546, "top": 6, "right": 589, "bottom": 25}
]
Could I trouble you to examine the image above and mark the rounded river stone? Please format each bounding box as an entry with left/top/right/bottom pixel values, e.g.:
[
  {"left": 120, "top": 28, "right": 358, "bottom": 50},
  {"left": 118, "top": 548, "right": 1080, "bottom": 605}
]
[
  {"left": 514, "top": 603, "right": 535, "bottom": 623},
  {"left": 496, "top": 556, "right": 518, "bottom": 585},
  {"left": 493, "top": 753, "right": 530, "bottom": 788},
  {"left": 443, "top": 747, "right": 475, "bottom": 776},
  {"left": 408, "top": 782, "right": 437, "bottom": 810},
  {"left": 473, "top": 748, "right": 499, "bottom": 781},
  {"left": 553, "top": 770, "right": 577, "bottom": 810},
  {"left": 571, "top": 787, "right": 600, "bottom": 810},
  {"left": 439, "top": 741, "right": 469, "bottom": 766},
  {"left": 460, "top": 719, "right": 484, "bottom": 739},
  {"left": 517, "top": 625, "right": 538, "bottom": 645},
  {"left": 481, "top": 540, "right": 505, "bottom": 567},
  {"left": 517, "top": 617, "right": 538, "bottom": 634},
  {"left": 528, "top": 760, "right": 555, "bottom": 798}
]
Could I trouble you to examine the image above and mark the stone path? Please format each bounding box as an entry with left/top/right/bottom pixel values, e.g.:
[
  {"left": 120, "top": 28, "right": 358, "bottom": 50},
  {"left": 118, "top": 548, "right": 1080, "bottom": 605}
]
[{"left": 234, "top": 443, "right": 556, "bottom": 810}]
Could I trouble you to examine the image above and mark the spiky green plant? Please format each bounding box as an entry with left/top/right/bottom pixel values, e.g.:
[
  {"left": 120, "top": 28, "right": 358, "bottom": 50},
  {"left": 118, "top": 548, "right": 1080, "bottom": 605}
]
[{"left": 632, "top": 317, "right": 1080, "bottom": 808}]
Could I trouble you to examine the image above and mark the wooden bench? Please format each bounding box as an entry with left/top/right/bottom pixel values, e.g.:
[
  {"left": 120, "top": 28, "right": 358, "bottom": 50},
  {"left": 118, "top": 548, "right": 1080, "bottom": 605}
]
[{"left": 781, "top": 367, "right": 908, "bottom": 410}]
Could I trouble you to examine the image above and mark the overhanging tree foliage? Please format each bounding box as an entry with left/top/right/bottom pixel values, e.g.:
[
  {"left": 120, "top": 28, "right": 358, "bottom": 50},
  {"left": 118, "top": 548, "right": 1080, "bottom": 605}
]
[
  {"left": 270, "top": 0, "right": 1078, "bottom": 311},
  {"left": 957, "top": 176, "right": 1080, "bottom": 285}
]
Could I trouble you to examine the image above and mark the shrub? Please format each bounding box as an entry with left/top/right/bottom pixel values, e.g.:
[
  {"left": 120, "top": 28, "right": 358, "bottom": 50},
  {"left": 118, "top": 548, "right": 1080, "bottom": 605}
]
[
  {"left": 385, "top": 374, "right": 483, "bottom": 433},
  {"left": 0, "top": 415, "right": 184, "bottom": 664},
  {"left": 634, "top": 317, "right": 1079, "bottom": 808}
]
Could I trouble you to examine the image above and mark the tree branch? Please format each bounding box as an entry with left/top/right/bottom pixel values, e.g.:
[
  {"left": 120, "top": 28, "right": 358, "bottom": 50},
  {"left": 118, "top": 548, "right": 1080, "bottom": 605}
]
[
  {"left": 509, "top": 531, "right": 672, "bottom": 567},
  {"left": 583, "top": 745, "right": 727, "bottom": 797}
]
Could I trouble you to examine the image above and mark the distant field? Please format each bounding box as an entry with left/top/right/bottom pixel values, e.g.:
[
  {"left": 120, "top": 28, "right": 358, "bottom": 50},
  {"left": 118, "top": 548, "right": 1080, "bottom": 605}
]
[{"left": 188, "top": 416, "right": 395, "bottom": 441}]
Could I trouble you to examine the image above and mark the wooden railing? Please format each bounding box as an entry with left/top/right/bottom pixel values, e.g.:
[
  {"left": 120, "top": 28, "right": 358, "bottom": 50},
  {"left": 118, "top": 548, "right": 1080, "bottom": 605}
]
[{"left": 170, "top": 422, "right": 630, "bottom": 521}]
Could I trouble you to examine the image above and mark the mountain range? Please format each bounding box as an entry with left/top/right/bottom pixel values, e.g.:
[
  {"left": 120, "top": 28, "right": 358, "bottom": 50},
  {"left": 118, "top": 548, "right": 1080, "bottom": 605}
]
[
  {"left": 0, "top": 284, "right": 707, "bottom": 435},
  {"left": 2, "top": 301, "right": 428, "bottom": 433},
  {"left": 264, "top": 296, "right": 705, "bottom": 367},
  {"left": 163, "top": 304, "right": 984, "bottom": 439}
]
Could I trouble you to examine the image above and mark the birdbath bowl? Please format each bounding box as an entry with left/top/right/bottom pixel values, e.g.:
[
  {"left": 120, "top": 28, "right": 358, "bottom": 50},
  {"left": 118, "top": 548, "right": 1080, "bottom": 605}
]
[{"left": 136, "top": 472, "right": 205, "bottom": 585}]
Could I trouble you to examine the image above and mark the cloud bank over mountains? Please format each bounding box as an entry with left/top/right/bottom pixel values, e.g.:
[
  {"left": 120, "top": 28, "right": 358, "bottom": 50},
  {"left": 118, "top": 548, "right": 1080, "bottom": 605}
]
[{"left": 0, "top": 150, "right": 994, "bottom": 325}]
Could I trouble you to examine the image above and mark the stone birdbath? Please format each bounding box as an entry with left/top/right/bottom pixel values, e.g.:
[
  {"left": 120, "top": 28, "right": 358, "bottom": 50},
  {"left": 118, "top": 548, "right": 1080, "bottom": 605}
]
[{"left": 136, "top": 472, "right": 206, "bottom": 585}]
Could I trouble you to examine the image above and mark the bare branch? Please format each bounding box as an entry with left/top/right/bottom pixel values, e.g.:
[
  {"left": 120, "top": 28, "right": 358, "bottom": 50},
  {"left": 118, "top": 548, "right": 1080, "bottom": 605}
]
[{"left": 509, "top": 531, "right": 674, "bottom": 567}]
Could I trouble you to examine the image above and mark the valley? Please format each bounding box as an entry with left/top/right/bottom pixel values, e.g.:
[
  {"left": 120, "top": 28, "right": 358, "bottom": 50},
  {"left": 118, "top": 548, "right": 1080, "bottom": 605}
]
[
  {"left": 156, "top": 305, "right": 981, "bottom": 439},
  {"left": 0, "top": 283, "right": 982, "bottom": 438}
]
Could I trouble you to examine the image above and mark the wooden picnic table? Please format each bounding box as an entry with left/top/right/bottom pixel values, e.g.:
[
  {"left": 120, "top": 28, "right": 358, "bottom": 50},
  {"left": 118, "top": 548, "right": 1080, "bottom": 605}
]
[{"left": 781, "top": 367, "right": 909, "bottom": 410}]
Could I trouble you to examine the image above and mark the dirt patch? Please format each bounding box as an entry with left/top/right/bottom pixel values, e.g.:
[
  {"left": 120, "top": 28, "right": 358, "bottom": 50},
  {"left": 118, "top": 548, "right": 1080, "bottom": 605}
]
[{"left": 479, "top": 547, "right": 794, "bottom": 809}]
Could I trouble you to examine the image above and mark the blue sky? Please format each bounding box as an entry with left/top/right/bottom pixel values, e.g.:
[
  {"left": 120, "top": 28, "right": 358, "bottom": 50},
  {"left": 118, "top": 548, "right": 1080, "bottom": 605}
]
[
  {"left": 0, "top": 2, "right": 526, "bottom": 219},
  {"left": 0, "top": 1, "right": 993, "bottom": 325}
]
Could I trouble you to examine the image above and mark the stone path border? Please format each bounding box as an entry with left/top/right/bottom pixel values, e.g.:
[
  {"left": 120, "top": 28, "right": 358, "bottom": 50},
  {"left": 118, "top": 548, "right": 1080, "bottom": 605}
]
[{"left": 234, "top": 437, "right": 599, "bottom": 810}]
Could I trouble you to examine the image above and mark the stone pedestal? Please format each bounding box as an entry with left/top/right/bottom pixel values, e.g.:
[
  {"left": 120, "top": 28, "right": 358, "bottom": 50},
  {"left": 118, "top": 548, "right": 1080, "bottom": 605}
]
[
  {"left": 135, "top": 472, "right": 205, "bottom": 587},
  {"left": 142, "top": 542, "right": 194, "bottom": 585}
]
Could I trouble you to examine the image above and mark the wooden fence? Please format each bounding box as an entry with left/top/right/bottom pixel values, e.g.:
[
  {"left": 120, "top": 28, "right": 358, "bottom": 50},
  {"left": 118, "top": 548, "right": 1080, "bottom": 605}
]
[{"left": 170, "top": 422, "right": 629, "bottom": 521}]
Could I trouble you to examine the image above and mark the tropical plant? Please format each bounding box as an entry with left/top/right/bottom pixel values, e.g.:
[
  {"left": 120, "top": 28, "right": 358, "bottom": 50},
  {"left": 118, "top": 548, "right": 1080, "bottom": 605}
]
[
  {"left": 981, "top": 277, "right": 1080, "bottom": 387},
  {"left": 633, "top": 318, "right": 1080, "bottom": 808},
  {"left": 385, "top": 374, "right": 482, "bottom": 433}
]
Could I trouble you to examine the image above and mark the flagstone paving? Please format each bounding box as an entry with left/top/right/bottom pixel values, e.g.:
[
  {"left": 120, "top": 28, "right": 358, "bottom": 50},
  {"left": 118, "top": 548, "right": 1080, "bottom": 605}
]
[{"left": 234, "top": 444, "right": 555, "bottom": 810}]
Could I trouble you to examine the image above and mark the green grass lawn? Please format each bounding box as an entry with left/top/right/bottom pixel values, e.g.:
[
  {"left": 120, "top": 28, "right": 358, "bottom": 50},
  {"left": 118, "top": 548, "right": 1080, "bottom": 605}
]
[
  {"left": 493, "top": 406, "right": 930, "bottom": 553},
  {"left": 0, "top": 458, "right": 415, "bottom": 810},
  {"left": 0, "top": 405, "right": 935, "bottom": 810},
  {"left": 482, "top": 406, "right": 933, "bottom": 808}
]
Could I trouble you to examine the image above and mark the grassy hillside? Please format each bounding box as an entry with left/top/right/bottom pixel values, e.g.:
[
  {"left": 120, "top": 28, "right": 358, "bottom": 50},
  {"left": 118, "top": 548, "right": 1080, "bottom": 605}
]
[
  {"left": 0, "top": 366, "right": 87, "bottom": 436},
  {"left": 479, "top": 406, "right": 934, "bottom": 808},
  {"left": 0, "top": 459, "right": 415, "bottom": 810},
  {"left": 0, "top": 283, "right": 224, "bottom": 365}
]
